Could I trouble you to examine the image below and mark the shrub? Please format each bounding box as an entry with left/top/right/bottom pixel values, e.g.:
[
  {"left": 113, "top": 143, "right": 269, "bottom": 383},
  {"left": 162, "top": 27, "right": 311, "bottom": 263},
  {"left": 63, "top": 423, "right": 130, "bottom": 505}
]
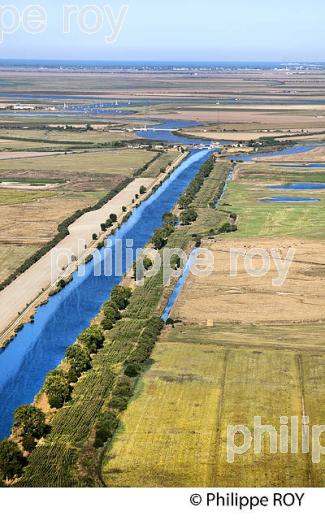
[
  {"left": 66, "top": 344, "right": 92, "bottom": 376},
  {"left": 110, "top": 396, "right": 129, "bottom": 411},
  {"left": 79, "top": 325, "right": 104, "bottom": 354},
  {"left": 110, "top": 286, "right": 132, "bottom": 310},
  {"left": 13, "top": 405, "right": 46, "bottom": 439},
  {"left": 92, "top": 233, "right": 98, "bottom": 241},
  {"left": 217, "top": 223, "right": 238, "bottom": 235},
  {"left": 180, "top": 208, "right": 198, "bottom": 225},
  {"left": 22, "top": 434, "right": 36, "bottom": 453},
  {"left": 44, "top": 370, "right": 70, "bottom": 409},
  {"left": 0, "top": 440, "right": 25, "bottom": 481},
  {"left": 124, "top": 363, "right": 141, "bottom": 378},
  {"left": 103, "top": 301, "right": 121, "bottom": 321},
  {"left": 139, "top": 185, "right": 147, "bottom": 195},
  {"left": 109, "top": 213, "right": 117, "bottom": 223},
  {"left": 152, "top": 228, "right": 167, "bottom": 250},
  {"left": 101, "top": 317, "right": 115, "bottom": 331},
  {"left": 94, "top": 412, "right": 119, "bottom": 448}
]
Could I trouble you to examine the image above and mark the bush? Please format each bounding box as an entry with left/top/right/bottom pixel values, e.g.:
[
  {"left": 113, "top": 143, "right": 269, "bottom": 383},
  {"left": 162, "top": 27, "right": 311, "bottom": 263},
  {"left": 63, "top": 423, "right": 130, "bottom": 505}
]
[
  {"left": 124, "top": 363, "right": 141, "bottom": 378},
  {"left": 217, "top": 223, "right": 238, "bottom": 235},
  {"left": 180, "top": 208, "right": 198, "bottom": 225},
  {"left": 22, "top": 434, "right": 36, "bottom": 453},
  {"left": 94, "top": 412, "right": 119, "bottom": 448},
  {"left": 0, "top": 440, "right": 25, "bottom": 481},
  {"left": 101, "top": 316, "right": 115, "bottom": 331},
  {"left": 103, "top": 301, "right": 121, "bottom": 321},
  {"left": 44, "top": 370, "right": 70, "bottom": 409},
  {"left": 109, "top": 213, "right": 117, "bottom": 223},
  {"left": 110, "top": 286, "right": 132, "bottom": 310},
  {"left": 13, "top": 405, "right": 46, "bottom": 439},
  {"left": 139, "top": 185, "right": 147, "bottom": 195},
  {"left": 79, "top": 325, "right": 104, "bottom": 354},
  {"left": 152, "top": 228, "right": 167, "bottom": 250},
  {"left": 66, "top": 344, "right": 92, "bottom": 376},
  {"left": 92, "top": 233, "right": 98, "bottom": 241},
  {"left": 110, "top": 396, "right": 129, "bottom": 411}
]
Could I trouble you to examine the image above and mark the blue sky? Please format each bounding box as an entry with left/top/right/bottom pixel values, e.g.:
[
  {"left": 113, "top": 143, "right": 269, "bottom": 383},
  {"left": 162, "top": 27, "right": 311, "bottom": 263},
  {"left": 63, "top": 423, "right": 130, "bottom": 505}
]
[{"left": 1, "top": 0, "right": 325, "bottom": 61}]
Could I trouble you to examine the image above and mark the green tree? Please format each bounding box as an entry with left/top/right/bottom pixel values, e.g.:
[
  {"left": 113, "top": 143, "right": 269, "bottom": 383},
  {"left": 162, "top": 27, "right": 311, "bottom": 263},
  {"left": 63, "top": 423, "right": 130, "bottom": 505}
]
[
  {"left": 66, "top": 344, "right": 91, "bottom": 376},
  {"left": 22, "top": 434, "right": 36, "bottom": 453},
  {"left": 44, "top": 370, "right": 70, "bottom": 409},
  {"left": 0, "top": 440, "right": 25, "bottom": 481},
  {"left": 110, "top": 286, "right": 132, "bottom": 310},
  {"left": 163, "top": 212, "right": 177, "bottom": 226},
  {"left": 109, "top": 213, "right": 117, "bottom": 223},
  {"left": 103, "top": 301, "right": 121, "bottom": 321},
  {"left": 79, "top": 325, "right": 104, "bottom": 353},
  {"left": 180, "top": 208, "right": 198, "bottom": 225},
  {"left": 139, "top": 185, "right": 147, "bottom": 195},
  {"left": 152, "top": 228, "right": 167, "bottom": 250},
  {"left": 13, "top": 405, "right": 46, "bottom": 439}
]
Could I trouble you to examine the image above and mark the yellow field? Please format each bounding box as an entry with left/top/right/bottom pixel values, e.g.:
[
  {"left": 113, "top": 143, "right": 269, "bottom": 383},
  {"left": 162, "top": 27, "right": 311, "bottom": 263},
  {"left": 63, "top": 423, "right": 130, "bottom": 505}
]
[{"left": 102, "top": 323, "right": 325, "bottom": 487}]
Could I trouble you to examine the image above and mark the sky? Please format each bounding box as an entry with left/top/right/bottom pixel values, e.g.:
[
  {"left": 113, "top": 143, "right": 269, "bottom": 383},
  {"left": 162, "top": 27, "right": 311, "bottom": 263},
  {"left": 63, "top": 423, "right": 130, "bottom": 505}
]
[{"left": 1, "top": 0, "right": 325, "bottom": 62}]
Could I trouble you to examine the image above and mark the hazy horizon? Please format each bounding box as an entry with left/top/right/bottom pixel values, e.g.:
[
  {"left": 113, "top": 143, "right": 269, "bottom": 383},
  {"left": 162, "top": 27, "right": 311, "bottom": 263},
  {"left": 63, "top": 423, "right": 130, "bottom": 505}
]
[{"left": 1, "top": 0, "right": 324, "bottom": 62}]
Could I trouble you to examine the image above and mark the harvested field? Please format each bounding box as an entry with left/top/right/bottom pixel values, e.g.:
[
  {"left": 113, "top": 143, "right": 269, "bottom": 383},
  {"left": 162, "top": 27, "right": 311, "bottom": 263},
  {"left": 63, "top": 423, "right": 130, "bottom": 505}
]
[
  {"left": 103, "top": 323, "right": 325, "bottom": 487},
  {"left": 171, "top": 238, "right": 325, "bottom": 325}
]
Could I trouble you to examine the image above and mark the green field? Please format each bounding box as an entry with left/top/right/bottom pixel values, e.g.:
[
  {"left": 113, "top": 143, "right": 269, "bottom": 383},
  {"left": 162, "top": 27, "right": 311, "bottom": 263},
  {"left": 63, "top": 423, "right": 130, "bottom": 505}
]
[
  {"left": 0, "top": 128, "right": 134, "bottom": 152},
  {"left": 221, "top": 162, "right": 325, "bottom": 239},
  {"left": 0, "top": 149, "right": 156, "bottom": 175}
]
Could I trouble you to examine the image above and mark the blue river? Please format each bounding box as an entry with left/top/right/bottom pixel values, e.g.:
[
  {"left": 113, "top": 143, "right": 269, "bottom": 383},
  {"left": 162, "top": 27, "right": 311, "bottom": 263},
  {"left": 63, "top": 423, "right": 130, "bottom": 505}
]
[{"left": 0, "top": 149, "right": 211, "bottom": 439}]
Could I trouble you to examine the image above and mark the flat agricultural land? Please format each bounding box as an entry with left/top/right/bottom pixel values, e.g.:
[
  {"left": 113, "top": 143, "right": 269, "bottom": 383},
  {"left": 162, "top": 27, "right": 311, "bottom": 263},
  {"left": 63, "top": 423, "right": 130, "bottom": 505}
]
[
  {"left": 171, "top": 238, "right": 325, "bottom": 325},
  {"left": 0, "top": 148, "right": 155, "bottom": 284},
  {"left": 0, "top": 148, "right": 154, "bottom": 174},
  {"left": 103, "top": 158, "right": 325, "bottom": 487},
  {"left": 0, "top": 128, "right": 134, "bottom": 151},
  {"left": 103, "top": 322, "right": 325, "bottom": 487}
]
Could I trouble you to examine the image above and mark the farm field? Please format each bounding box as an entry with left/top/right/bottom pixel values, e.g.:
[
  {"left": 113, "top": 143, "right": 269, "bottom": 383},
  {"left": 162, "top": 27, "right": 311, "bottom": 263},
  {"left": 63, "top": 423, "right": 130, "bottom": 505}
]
[
  {"left": 0, "top": 148, "right": 155, "bottom": 174},
  {"left": 102, "top": 322, "right": 325, "bottom": 487},
  {"left": 0, "top": 128, "right": 135, "bottom": 152},
  {"left": 0, "top": 148, "right": 156, "bottom": 284},
  {"left": 143, "top": 150, "right": 181, "bottom": 177}
]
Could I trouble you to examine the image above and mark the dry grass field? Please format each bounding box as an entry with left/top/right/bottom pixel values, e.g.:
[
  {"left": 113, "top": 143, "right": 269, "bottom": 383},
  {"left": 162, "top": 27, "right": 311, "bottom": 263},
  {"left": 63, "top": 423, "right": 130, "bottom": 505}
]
[
  {"left": 171, "top": 238, "right": 325, "bottom": 325},
  {"left": 103, "top": 322, "right": 325, "bottom": 487},
  {"left": 0, "top": 148, "right": 155, "bottom": 283},
  {"left": 0, "top": 148, "right": 154, "bottom": 174}
]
